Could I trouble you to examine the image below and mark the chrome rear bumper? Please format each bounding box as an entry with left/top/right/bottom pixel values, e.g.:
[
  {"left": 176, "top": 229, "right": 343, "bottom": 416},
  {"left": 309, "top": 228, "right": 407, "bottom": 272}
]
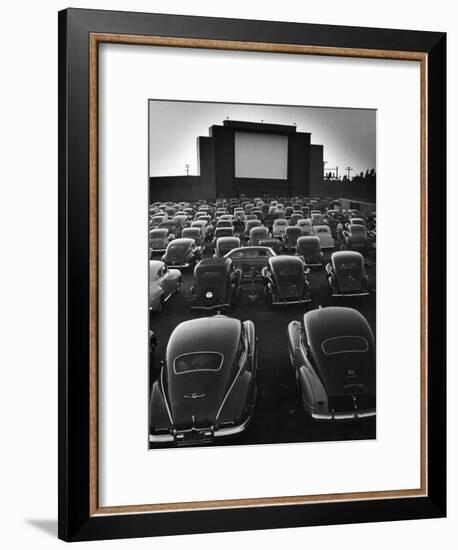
[
  {"left": 149, "top": 415, "right": 252, "bottom": 445},
  {"left": 312, "top": 408, "right": 376, "bottom": 420}
]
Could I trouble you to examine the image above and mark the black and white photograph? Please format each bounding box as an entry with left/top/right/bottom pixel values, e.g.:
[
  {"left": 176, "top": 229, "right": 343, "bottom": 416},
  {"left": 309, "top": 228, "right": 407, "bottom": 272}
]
[{"left": 148, "top": 100, "right": 377, "bottom": 448}]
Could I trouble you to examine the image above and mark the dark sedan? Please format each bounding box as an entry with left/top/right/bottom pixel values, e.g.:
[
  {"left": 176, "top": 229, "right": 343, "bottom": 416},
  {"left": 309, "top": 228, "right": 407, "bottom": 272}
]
[
  {"left": 287, "top": 306, "right": 375, "bottom": 420},
  {"left": 262, "top": 256, "right": 311, "bottom": 306},
  {"left": 162, "top": 238, "right": 202, "bottom": 269},
  {"left": 189, "top": 257, "right": 241, "bottom": 311},
  {"left": 326, "top": 251, "right": 369, "bottom": 296},
  {"left": 296, "top": 236, "right": 323, "bottom": 267},
  {"left": 149, "top": 315, "right": 257, "bottom": 445}
]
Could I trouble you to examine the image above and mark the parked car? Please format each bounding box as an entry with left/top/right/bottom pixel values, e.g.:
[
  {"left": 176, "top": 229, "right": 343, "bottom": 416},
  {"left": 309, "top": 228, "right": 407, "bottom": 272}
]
[
  {"left": 149, "top": 315, "right": 257, "bottom": 445},
  {"left": 159, "top": 219, "right": 182, "bottom": 238},
  {"left": 290, "top": 212, "right": 303, "bottom": 226},
  {"left": 191, "top": 219, "right": 212, "bottom": 240},
  {"left": 248, "top": 226, "right": 269, "bottom": 246},
  {"left": 214, "top": 236, "right": 240, "bottom": 258},
  {"left": 262, "top": 256, "right": 311, "bottom": 306},
  {"left": 314, "top": 225, "right": 335, "bottom": 249},
  {"left": 272, "top": 218, "right": 288, "bottom": 238},
  {"left": 244, "top": 219, "right": 262, "bottom": 238},
  {"left": 287, "top": 307, "right": 375, "bottom": 420},
  {"left": 213, "top": 226, "right": 234, "bottom": 240},
  {"left": 258, "top": 238, "right": 281, "bottom": 255},
  {"left": 349, "top": 217, "right": 366, "bottom": 228},
  {"left": 189, "top": 258, "right": 242, "bottom": 311},
  {"left": 343, "top": 233, "right": 371, "bottom": 256},
  {"left": 149, "top": 228, "right": 174, "bottom": 255},
  {"left": 297, "top": 219, "right": 314, "bottom": 236},
  {"left": 162, "top": 238, "right": 202, "bottom": 269},
  {"left": 181, "top": 227, "right": 204, "bottom": 250},
  {"left": 149, "top": 260, "right": 182, "bottom": 311},
  {"left": 216, "top": 219, "right": 233, "bottom": 229},
  {"left": 296, "top": 236, "right": 323, "bottom": 267},
  {"left": 325, "top": 251, "right": 369, "bottom": 296},
  {"left": 311, "top": 212, "right": 325, "bottom": 226},
  {"left": 283, "top": 225, "right": 302, "bottom": 251},
  {"left": 224, "top": 246, "right": 277, "bottom": 280},
  {"left": 343, "top": 223, "right": 368, "bottom": 239}
]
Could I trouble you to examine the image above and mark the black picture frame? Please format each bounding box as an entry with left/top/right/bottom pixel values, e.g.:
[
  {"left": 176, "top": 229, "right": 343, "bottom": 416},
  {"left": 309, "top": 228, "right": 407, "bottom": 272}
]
[{"left": 58, "top": 8, "right": 446, "bottom": 542}]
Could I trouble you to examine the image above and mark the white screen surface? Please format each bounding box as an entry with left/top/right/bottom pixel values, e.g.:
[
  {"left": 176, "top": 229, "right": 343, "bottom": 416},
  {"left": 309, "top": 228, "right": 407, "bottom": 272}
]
[{"left": 234, "top": 131, "right": 288, "bottom": 179}]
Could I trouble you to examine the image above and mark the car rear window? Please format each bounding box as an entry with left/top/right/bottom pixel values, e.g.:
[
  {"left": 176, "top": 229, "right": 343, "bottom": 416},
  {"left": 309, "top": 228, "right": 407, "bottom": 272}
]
[
  {"left": 277, "top": 264, "right": 301, "bottom": 277},
  {"left": 321, "top": 336, "right": 369, "bottom": 355},
  {"left": 167, "top": 244, "right": 188, "bottom": 253},
  {"left": 199, "top": 270, "right": 223, "bottom": 279},
  {"left": 335, "top": 261, "right": 360, "bottom": 272},
  {"left": 151, "top": 229, "right": 168, "bottom": 237},
  {"left": 174, "top": 352, "right": 223, "bottom": 374}
]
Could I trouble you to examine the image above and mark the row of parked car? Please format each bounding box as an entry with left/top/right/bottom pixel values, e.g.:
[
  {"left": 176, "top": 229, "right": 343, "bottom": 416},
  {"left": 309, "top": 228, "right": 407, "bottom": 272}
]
[
  {"left": 149, "top": 308, "right": 376, "bottom": 445},
  {"left": 149, "top": 196, "right": 376, "bottom": 445},
  {"left": 148, "top": 196, "right": 375, "bottom": 312},
  {"left": 149, "top": 248, "right": 370, "bottom": 313}
]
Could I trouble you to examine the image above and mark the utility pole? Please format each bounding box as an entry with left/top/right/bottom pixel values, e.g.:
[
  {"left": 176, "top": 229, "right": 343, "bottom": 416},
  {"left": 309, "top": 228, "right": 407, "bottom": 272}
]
[
  {"left": 345, "top": 166, "right": 353, "bottom": 179},
  {"left": 185, "top": 163, "right": 190, "bottom": 176}
]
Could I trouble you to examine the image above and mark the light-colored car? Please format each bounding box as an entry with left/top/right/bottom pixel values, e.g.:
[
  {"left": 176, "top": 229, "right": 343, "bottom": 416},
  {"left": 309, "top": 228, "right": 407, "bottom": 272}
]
[
  {"left": 297, "top": 219, "right": 314, "bottom": 236},
  {"left": 149, "top": 260, "right": 182, "bottom": 311},
  {"left": 314, "top": 225, "right": 335, "bottom": 249},
  {"left": 287, "top": 307, "right": 375, "bottom": 420},
  {"left": 191, "top": 219, "right": 210, "bottom": 239},
  {"left": 149, "top": 228, "right": 174, "bottom": 254},
  {"left": 311, "top": 212, "right": 326, "bottom": 226},
  {"left": 248, "top": 226, "right": 269, "bottom": 246},
  {"left": 272, "top": 218, "right": 289, "bottom": 238},
  {"left": 349, "top": 217, "right": 366, "bottom": 228}
]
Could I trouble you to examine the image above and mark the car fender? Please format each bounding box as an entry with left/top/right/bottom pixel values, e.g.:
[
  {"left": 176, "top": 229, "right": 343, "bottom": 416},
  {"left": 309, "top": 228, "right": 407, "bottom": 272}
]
[
  {"left": 287, "top": 320, "right": 302, "bottom": 368},
  {"left": 149, "top": 285, "right": 164, "bottom": 310},
  {"left": 298, "top": 363, "right": 329, "bottom": 415},
  {"left": 149, "top": 379, "right": 173, "bottom": 432},
  {"left": 216, "top": 371, "right": 254, "bottom": 424},
  {"left": 168, "top": 268, "right": 182, "bottom": 282}
]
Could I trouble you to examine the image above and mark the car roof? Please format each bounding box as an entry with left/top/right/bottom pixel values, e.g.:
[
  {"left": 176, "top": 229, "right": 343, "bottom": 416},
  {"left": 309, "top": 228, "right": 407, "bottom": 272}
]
[
  {"left": 225, "top": 246, "right": 276, "bottom": 257},
  {"left": 297, "top": 236, "right": 320, "bottom": 246},
  {"left": 303, "top": 307, "right": 374, "bottom": 363},
  {"left": 167, "top": 316, "right": 241, "bottom": 371},
  {"left": 195, "top": 257, "right": 232, "bottom": 271},
  {"left": 331, "top": 250, "right": 364, "bottom": 266},
  {"left": 269, "top": 255, "right": 303, "bottom": 268},
  {"left": 250, "top": 226, "right": 268, "bottom": 233},
  {"left": 168, "top": 238, "right": 195, "bottom": 246},
  {"left": 149, "top": 260, "right": 164, "bottom": 277},
  {"left": 217, "top": 236, "right": 239, "bottom": 243}
]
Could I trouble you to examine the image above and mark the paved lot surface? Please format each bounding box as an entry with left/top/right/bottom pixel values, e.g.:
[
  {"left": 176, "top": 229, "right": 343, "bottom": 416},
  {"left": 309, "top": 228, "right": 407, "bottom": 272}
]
[{"left": 149, "top": 246, "right": 376, "bottom": 449}]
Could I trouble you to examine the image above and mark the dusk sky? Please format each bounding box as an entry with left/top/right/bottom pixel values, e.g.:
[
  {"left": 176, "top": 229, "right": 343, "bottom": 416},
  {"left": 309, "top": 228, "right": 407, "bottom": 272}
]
[{"left": 149, "top": 100, "right": 376, "bottom": 178}]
